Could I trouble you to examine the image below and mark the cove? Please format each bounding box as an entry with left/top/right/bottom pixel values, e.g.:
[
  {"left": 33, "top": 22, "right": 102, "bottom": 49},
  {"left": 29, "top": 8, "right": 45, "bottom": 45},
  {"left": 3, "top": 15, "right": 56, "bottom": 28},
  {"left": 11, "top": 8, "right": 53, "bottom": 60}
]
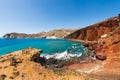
[{"left": 0, "top": 38, "right": 87, "bottom": 59}]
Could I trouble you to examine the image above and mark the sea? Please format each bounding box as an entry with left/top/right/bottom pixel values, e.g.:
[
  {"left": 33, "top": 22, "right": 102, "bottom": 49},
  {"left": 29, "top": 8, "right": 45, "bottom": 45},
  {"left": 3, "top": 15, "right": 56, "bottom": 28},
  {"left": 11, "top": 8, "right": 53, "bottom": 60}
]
[{"left": 0, "top": 38, "right": 87, "bottom": 59}]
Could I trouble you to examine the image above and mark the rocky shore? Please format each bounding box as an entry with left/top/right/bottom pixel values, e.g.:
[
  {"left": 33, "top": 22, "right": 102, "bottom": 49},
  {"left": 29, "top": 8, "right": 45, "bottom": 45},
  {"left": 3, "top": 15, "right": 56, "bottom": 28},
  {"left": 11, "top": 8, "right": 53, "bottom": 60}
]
[
  {"left": 65, "top": 15, "right": 120, "bottom": 80},
  {"left": 0, "top": 48, "right": 90, "bottom": 80}
]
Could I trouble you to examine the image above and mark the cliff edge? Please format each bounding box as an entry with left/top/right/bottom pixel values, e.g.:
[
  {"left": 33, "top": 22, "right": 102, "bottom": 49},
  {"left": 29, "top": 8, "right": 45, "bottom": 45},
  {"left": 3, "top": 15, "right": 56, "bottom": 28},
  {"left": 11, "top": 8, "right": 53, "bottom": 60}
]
[{"left": 66, "top": 16, "right": 119, "bottom": 41}]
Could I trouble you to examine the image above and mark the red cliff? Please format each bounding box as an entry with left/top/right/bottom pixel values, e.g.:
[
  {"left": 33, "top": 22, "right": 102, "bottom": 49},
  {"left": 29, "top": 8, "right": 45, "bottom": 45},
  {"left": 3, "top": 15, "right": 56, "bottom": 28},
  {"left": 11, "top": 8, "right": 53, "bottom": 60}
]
[
  {"left": 95, "top": 27, "right": 120, "bottom": 59},
  {"left": 66, "top": 16, "right": 119, "bottom": 41}
]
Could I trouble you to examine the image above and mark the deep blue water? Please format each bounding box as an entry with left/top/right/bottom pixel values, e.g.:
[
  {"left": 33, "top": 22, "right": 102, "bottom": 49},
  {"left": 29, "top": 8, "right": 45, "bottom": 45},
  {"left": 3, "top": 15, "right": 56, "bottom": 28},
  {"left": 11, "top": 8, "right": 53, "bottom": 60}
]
[{"left": 0, "top": 38, "right": 86, "bottom": 59}]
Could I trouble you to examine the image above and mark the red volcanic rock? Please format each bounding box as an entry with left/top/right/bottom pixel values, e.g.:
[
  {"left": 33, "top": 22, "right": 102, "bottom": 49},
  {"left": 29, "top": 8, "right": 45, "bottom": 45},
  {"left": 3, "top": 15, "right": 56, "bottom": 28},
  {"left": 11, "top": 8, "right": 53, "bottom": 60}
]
[
  {"left": 66, "top": 16, "right": 119, "bottom": 41},
  {"left": 66, "top": 15, "right": 120, "bottom": 61},
  {"left": 95, "top": 27, "right": 120, "bottom": 60}
]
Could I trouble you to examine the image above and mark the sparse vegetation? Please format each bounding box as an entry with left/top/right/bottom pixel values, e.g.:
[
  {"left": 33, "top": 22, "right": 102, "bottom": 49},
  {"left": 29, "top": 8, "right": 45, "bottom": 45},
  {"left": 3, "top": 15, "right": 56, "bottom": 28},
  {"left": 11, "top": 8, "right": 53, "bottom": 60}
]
[
  {"left": 9, "top": 76, "right": 14, "bottom": 79},
  {"left": 10, "top": 57, "right": 22, "bottom": 67},
  {"left": 0, "top": 66, "right": 2, "bottom": 69},
  {"left": 0, "top": 74, "right": 6, "bottom": 80},
  {"left": 4, "top": 66, "right": 8, "bottom": 68},
  {"left": 21, "top": 74, "right": 25, "bottom": 79},
  {"left": 13, "top": 71, "right": 20, "bottom": 77}
]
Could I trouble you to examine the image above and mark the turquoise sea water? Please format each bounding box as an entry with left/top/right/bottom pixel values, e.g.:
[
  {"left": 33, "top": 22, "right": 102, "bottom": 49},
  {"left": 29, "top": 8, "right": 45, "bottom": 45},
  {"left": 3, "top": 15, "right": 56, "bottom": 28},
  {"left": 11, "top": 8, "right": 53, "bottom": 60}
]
[{"left": 0, "top": 38, "right": 86, "bottom": 59}]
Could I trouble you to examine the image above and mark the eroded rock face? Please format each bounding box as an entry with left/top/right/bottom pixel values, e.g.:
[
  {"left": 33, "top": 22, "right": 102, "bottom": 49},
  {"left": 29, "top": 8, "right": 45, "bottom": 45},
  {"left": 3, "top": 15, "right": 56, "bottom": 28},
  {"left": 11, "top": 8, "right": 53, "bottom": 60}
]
[
  {"left": 95, "top": 27, "right": 120, "bottom": 58},
  {"left": 66, "top": 16, "right": 119, "bottom": 41}
]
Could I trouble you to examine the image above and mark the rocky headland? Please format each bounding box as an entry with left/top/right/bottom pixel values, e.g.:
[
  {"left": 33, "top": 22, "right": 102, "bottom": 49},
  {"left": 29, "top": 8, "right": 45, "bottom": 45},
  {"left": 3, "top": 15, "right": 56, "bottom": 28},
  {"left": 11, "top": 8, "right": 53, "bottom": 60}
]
[{"left": 3, "top": 29, "right": 77, "bottom": 39}]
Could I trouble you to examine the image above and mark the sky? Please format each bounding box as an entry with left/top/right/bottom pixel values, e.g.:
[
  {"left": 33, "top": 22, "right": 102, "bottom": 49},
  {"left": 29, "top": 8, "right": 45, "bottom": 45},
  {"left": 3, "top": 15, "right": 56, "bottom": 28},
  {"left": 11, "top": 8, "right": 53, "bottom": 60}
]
[{"left": 0, "top": 0, "right": 120, "bottom": 37}]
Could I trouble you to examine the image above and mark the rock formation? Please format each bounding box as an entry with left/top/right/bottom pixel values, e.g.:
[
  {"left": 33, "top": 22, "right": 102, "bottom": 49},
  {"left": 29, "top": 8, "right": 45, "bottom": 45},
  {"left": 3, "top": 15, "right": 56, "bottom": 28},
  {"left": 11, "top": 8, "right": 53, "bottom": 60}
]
[
  {"left": 85, "top": 27, "right": 120, "bottom": 80},
  {"left": 95, "top": 26, "right": 120, "bottom": 58},
  {"left": 65, "top": 15, "right": 120, "bottom": 80},
  {"left": 0, "top": 48, "right": 86, "bottom": 80}
]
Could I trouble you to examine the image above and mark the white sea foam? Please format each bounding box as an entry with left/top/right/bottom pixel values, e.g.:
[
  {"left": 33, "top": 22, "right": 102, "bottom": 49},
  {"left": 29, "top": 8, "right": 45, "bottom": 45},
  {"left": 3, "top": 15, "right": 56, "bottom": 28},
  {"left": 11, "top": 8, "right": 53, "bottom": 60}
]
[{"left": 41, "top": 50, "right": 82, "bottom": 60}]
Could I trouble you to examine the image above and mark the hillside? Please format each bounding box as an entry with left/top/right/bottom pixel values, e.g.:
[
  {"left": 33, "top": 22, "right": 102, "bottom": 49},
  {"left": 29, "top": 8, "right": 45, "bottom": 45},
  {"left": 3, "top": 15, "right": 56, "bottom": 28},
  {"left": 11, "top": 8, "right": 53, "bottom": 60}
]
[
  {"left": 82, "top": 26, "right": 120, "bottom": 80},
  {"left": 66, "top": 16, "right": 119, "bottom": 41},
  {"left": 65, "top": 15, "right": 120, "bottom": 80},
  {"left": 3, "top": 29, "right": 77, "bottom": 39}
]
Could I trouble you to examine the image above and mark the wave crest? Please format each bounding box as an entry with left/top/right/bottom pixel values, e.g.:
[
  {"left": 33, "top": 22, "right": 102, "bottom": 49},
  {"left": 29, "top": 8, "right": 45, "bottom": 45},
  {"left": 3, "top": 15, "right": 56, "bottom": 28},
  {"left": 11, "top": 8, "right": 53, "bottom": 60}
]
[{"left": 41, "top": 50, "right": 82, "bottom": 60}]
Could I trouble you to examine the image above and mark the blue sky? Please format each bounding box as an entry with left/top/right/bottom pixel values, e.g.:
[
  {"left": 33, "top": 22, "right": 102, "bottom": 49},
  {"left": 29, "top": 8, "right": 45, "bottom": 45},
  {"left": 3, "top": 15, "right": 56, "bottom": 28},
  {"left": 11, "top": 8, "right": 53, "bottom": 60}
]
[{"left": 0, "top": 0, "right": 120, "bottom": 37}]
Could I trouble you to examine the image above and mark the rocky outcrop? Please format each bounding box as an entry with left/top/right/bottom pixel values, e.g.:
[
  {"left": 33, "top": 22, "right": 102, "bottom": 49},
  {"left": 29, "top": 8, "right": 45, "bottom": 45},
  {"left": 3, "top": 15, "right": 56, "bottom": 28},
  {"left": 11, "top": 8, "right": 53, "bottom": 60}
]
[
  {"left": 0, "top": 48, "right": 44, "bottom": 80},
  {"left": 84, "top": 27, "right": 120, "bottom": 80},
  {"left": 66, "top": 16, "right": 119, "bottom": 41},
  {"left": 3, "top": 29, "right": 77, "bottom": 39},
  {"left": 65, "top": 15, "right": 120, "bottom": 80},
  {"left": 95, "top": 27, "right": 120, "bottom": 59},
  {"left": 65, "top": 26, "right": 120, "bottom": 80},
  {"left": 82, "top": 27, "right": 120, "bottom": 60},
  {"left": 0, "top": 48, "right": 86, "bottom": 80}
]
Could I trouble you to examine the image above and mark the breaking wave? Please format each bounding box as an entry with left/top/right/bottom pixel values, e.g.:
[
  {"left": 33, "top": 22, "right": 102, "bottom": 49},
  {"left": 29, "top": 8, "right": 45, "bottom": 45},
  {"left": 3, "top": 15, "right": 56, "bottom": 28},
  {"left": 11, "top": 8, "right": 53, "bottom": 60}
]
[
  {"left": 40, "top": 42, "right": 87, "bottom": 60},
  {"left": 41, "top": 50, "right": 82, "bottom": 60}
]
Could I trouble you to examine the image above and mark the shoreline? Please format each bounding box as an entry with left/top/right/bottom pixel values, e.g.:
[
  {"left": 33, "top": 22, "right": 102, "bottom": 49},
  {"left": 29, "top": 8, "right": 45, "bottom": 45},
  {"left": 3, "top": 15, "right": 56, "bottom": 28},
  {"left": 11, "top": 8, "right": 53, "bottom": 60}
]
[
  {"left": 0, "top": 37, "right": 120, "bottom": 80},
  {"left": 0, "top": 47, "right": 94, "bottom": 80},
  {"left": 0, "top": 38, "right": 97, "bottom": 65}
]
